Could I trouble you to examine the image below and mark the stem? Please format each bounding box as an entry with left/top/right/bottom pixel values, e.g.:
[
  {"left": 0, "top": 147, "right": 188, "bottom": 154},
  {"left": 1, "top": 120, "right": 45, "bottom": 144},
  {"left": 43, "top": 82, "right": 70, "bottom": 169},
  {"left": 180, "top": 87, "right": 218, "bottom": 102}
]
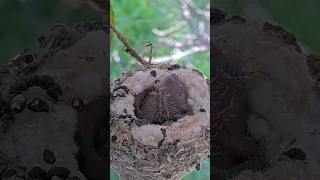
[{"left": 110, "top": 22, "right": 147, "bottom": 65}]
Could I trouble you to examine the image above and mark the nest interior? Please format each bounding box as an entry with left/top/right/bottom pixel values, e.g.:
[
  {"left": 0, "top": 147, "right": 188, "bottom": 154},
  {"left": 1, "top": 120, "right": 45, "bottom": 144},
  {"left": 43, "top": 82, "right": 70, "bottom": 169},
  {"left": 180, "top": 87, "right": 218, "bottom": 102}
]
[
  {"left": 110, "top": 64, "right": 210, "bottom": 180},
  {"left": 133, "top": 73, "right": 194, "bottom": 126}
]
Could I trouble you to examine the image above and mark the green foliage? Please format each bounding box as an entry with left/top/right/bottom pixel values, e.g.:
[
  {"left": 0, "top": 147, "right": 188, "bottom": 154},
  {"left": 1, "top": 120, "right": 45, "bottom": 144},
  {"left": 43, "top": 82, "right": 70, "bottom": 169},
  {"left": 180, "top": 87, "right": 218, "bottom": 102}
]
[
  {"left": 261, "top": 0, "right": 320, "bottom": 54},
  {"left": 215, "top": 0, "right": 320, "bottom": 54},
  {"left": 110, "top": 167, "right": 121, "bottom": 180},
  {"left": 213, "top": 0, "right": 241, "bottom": 15},
  {"left": 182, "top": 158, "right": 210, "bottom": 180},
  {"left": 110, "top": 0, "right": 210, "bottom": 81},
  {"left": 110, "top": 4, "right": 114, "bottom": 41},
  {"left": 0, "top": 0, "right": 98, "bottom": 64}
]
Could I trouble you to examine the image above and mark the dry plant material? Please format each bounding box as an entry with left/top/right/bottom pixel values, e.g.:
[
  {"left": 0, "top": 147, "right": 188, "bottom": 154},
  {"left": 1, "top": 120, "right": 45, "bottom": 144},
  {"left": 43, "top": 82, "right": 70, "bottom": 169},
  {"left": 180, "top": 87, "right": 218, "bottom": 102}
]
[{"left": 110, "top": 64, "right": 210, "bottom": 180}]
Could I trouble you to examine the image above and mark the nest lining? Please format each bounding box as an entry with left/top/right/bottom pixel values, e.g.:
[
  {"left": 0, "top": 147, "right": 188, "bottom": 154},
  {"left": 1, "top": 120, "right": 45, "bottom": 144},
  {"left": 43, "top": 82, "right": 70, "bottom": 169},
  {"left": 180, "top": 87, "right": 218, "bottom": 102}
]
[
  {"left": 110, "top": 66, "right": 209, "bottom": 146},
  {"left": 111, "top": 67, "right": 209, "bottom": 117}
]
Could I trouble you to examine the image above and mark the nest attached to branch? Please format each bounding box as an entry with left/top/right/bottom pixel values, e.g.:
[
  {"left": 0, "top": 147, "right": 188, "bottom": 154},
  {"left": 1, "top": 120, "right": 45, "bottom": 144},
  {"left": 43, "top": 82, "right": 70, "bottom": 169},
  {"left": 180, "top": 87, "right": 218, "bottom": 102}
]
[{"left": 110, "top": 64, "right": 210, "bottom": 180}]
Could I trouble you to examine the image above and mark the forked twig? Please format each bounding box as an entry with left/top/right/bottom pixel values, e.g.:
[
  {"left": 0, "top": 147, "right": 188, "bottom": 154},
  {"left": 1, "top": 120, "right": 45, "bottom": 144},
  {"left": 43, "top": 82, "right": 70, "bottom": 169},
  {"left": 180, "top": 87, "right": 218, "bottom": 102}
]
[{"left": 143, "top": 41, "right": 153, "bottom": 64}]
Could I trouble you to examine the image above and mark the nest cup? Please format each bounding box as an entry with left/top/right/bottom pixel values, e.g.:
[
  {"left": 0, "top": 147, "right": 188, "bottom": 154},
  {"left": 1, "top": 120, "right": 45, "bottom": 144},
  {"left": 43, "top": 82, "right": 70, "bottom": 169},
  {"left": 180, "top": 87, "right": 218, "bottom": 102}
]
[{"left": 110, "top": 64, "right": 210, "bottom": 180}]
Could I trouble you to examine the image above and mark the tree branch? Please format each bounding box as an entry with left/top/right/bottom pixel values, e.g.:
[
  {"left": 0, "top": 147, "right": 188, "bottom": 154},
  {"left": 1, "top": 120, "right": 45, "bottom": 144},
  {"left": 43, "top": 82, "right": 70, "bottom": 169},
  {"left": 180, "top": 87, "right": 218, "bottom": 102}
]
[{"left": 110, "top": 22, "right": 147, "bottom": 66}]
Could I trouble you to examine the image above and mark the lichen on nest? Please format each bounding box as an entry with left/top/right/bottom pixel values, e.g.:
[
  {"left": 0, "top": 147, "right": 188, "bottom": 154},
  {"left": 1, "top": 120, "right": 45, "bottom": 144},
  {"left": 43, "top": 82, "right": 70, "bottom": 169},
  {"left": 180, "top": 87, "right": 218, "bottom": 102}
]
[{"left": 110, "top": 63, "right": 210, "bottom": 180}]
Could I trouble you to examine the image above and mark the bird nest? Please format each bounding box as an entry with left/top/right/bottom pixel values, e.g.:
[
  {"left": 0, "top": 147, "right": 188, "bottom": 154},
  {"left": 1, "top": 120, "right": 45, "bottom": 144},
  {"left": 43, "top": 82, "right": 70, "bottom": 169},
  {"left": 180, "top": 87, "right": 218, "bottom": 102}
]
[
  {"left": 211, "top": 8, "right": 320, "bottom": 180},
  {"left": 110, "top": 64, "right": 210, "bottom": 180}
]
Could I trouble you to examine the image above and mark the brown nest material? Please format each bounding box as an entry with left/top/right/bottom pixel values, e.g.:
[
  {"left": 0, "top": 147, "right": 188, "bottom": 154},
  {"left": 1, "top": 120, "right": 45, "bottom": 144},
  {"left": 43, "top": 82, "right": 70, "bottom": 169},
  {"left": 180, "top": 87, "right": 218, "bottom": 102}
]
[{"left": 109, "top": 64, "right": 210, "bottom": 180}]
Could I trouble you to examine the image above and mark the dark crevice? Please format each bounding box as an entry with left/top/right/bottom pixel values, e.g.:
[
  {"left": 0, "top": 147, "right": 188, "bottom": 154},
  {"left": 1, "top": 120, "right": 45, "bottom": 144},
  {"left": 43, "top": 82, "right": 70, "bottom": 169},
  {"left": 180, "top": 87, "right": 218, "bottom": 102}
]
[{"left": 74, "top": 95, "right": 109, "bottom": 180}]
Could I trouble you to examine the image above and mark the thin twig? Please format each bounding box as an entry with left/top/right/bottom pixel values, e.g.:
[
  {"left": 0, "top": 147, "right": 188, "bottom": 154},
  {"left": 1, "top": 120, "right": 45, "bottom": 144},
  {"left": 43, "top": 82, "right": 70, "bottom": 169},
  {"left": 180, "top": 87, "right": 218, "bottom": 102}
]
[
  {"left": 188, "top": 1, "right": 210, "bottom": 18},
  {"left": 143, "top": 41, "right": 153, "bottom": 64},
  {"left": 152, "top": 21, "right": 187, "bottom": 36},
  {"left": 142, "top": 45, "right": 208, "bottom": 63},
  {"left": 110, "top": 22, "right": 147, "bottom": 65}
]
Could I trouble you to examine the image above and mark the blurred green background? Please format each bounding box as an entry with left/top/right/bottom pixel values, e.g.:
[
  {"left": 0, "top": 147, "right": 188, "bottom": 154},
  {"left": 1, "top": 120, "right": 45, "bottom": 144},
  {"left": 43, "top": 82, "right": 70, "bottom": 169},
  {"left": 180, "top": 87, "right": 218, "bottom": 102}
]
[
  {"left": 214, "top": 0, "right": 320, "bottom": 54},
  {"left": 0, "top": 0, "right": 100, "bottom": 64},
  {"left": 110, "top": 0, "right": 210, "bottom": 81}
]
